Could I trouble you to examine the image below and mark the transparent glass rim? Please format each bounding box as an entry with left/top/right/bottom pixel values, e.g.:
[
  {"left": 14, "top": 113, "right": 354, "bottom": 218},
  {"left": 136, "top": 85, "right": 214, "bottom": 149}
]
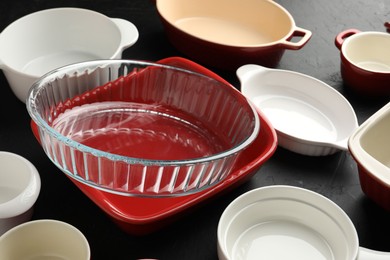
[{"left": 26, "top": 59, "right": 260, "bottom": 166}]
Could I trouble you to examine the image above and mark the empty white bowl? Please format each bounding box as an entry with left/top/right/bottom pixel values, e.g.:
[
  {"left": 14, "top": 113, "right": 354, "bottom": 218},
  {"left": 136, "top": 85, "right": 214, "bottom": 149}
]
[
  {"left": 217, "top": 185, "right": 390, "bottom": 260},
  {"left": 0, "top": 7, "right": 139, "bottom": 103},
  {"left": 238, "top": 64, "right": 358, "bottom": 156},
  {"left": 0, "top": 219, "right": 90, "bottom": 260},
  {"left": 0, "top": 151, "right": 40, "bottom": 236}
]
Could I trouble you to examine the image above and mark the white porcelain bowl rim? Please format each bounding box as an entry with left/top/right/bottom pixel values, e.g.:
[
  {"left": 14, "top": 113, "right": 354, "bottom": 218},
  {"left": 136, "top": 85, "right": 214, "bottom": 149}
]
[
  {"left": 217, "top": 185, "right": 359, "bottom": 260},
  {"left": 0, "top": 151, "right": 41, "bottom": 218}
]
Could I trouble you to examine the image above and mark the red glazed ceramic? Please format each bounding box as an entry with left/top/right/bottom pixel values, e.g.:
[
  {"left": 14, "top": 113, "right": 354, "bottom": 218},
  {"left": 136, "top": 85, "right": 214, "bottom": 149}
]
[
  {"left": 349, "top": 102, "right": 390, "bottom": 211},
  {"left": 69, "top": 107, "right": 276, "bottom": 235},
  {"left": 31, "top": 105, "right": 276, "bottom": 235},
  {"left": 156, "top": 0, "right": 311, "bottom": 70},
  {"left": 335, "top": 29, "right": 390, "bottom": 97},
  {"left": 30, "top": 57, "right": 278, "bottom": 235},
  {"left": 27, "top": 58, "right": 260, "bottom": 197}
]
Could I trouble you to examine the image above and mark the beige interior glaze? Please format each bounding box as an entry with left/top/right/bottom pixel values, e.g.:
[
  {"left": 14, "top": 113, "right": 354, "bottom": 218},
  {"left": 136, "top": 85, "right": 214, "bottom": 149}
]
[
  {"left": 0, "top": 220, "right": 90, "bottom": 259},
  {"left": 157, "top": 0, "right": 294, "bottom": 46},
  {"left": 343, "top": 33, "right": 390, "bottom": 72},
  {"left": 349, "top": 103, "right": 390, "bottom": 185},
  {"left": 360, "top": 111, "right": 390, "bottom": 168}
]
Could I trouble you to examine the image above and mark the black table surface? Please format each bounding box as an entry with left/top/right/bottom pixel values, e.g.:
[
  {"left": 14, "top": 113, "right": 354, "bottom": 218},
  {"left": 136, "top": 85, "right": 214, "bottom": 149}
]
[{"left": 0, "top": 0, "right": 389, "bottom": 259}]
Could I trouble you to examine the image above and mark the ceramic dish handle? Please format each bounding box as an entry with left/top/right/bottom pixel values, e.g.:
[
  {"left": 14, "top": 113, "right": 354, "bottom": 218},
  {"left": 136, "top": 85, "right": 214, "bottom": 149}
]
[
  {"left": 280, "top": 27, "right": 312, "bottom": 50},
  {"left": 359, "top": 247, "right": 390, "bottom": 260},
  {"left": 335, "top": 29, "right": 360, "bottom": 49},
  {"left": 329, "top": 138, "right": 349, "bottom": 151},
  {"left": 110, "top": 18, "right": 139, "bottom": 51}
]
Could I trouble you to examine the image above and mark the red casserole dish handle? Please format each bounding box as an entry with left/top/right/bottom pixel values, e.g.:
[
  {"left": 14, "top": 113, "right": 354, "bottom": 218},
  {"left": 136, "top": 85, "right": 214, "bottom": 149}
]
[{"left": 280, "top": 27, "right": 312, "bottom": 50}]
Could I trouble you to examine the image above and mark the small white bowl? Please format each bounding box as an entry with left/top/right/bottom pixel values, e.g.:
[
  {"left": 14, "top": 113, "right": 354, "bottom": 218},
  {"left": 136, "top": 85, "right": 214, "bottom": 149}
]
[
  {"left": 0, "top": 152, "right": 40, "bottom": 236},
  {"left": 217, "top": 185, "right": 390, "bottom": 260},
  {"left": 0, "top": 7, "right": 139, "bottom": 103},
  {"left": 0, "top": 219, "right": 90, "bottom": 260}
]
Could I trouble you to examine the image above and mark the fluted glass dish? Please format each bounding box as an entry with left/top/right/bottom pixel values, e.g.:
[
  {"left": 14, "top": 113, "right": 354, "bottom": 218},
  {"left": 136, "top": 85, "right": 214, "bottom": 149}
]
[{"left": 27, "top": 60, "right": 259, "bottom": 197}]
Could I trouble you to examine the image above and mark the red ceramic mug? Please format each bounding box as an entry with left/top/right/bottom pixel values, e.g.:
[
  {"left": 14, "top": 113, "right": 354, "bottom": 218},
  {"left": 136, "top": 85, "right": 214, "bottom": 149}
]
[{"left": 335, "top": 28, "right": 390, "bottom": 97}]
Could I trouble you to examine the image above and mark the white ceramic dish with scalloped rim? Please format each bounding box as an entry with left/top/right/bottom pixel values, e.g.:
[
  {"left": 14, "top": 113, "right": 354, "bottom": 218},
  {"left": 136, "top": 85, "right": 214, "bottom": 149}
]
[{"left": 238, "top": 64, "right": 358, "bottom": 156}]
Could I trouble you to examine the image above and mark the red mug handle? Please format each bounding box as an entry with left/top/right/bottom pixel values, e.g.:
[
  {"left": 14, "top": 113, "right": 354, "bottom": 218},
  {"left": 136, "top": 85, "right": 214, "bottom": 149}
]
[{"left": 335, "top": 29, "right": 360, "bottom": 49}]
